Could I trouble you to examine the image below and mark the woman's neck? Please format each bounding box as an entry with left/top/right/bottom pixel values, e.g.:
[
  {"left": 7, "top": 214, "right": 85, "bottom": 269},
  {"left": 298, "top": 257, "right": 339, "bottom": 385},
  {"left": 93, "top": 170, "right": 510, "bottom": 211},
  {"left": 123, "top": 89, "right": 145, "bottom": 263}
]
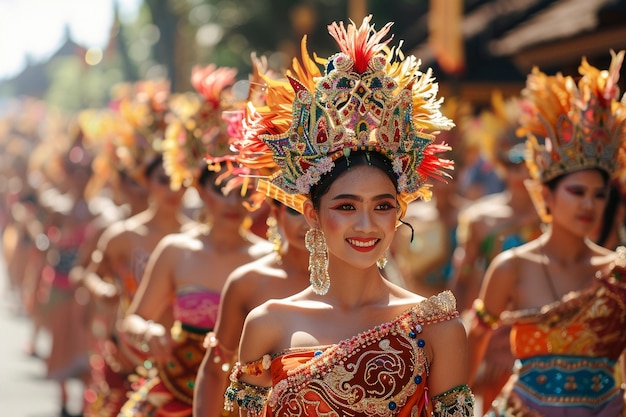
[
  {"left": 143, "top": 206, "right": 186, "bottom": 230},
  {"left": 323, "top": 262, "right": 389, "bottom": 310},
  {"left": 204, "top": 226, "right": 252, "bottom": 251},
  {"left": 542, "top": 225, "right": 590, "bottom": 264}
]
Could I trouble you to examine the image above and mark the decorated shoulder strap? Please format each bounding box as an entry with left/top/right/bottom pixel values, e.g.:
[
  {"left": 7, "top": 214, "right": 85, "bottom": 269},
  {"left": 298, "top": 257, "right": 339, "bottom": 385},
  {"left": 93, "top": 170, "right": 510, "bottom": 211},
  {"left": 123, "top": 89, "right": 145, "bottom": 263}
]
[
  {"left": 224, "top": 355, "right": 272, "bottom": 417},
  {"left": 472, "top": 298, "right": 500, "bottom": 329},
  {"left": 431, "top": 384, "right": 475, "bottom": 417}
]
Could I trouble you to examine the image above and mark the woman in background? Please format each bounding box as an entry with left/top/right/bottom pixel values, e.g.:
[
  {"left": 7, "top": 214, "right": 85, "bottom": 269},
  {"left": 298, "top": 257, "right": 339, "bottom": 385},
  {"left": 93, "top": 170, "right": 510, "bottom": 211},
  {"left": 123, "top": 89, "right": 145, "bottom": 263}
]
[
  {"left": 467, "top": 50, "right": 626, "bottom": 416},
  {"left": 117, "top": 65, "right": 273, "bottom": 417}
]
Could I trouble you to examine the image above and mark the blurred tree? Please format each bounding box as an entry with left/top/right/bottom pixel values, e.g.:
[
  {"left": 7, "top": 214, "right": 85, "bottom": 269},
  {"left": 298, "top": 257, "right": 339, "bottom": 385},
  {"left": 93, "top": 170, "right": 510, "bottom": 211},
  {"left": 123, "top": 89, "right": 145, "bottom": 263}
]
[
  {"left": 137, "top": 0, "right": 431, "bottom": 91},
  {"left": 0, "top": 1, "right": 437, "bottom": 108}
]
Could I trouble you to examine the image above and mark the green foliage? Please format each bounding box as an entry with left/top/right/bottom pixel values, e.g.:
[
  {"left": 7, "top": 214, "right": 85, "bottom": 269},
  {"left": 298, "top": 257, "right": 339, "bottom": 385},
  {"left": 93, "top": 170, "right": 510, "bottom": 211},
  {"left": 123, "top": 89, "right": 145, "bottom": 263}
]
[{"left": 1, "top": 0, "right": 434, "bottom": 108}]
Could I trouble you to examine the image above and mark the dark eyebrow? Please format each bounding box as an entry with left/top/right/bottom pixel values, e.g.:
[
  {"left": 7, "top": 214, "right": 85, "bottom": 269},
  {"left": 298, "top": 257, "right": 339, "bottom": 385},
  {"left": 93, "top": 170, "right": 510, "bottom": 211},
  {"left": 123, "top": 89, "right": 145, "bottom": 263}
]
[{"left": 331, "top": 193, "right": 396, "bottom": 201}]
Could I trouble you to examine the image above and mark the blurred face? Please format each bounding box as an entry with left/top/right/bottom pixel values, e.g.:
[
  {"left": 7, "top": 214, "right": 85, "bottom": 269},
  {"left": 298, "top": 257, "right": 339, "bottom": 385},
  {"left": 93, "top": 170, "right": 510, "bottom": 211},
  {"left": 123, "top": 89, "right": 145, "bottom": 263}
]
[
  {"left": 116, "top": 171, "right": 148, "bottom": 207},
  {"left": 200, "top": 173, "right": 255, "bottom": 226},
  {"left": 61, "top": 159, "right": 92, "bottom": 195},
  {"left": 545, "top": 169, "right": 608, "bottom": 237},
  {"left": 499, "top": 160, "right": 531, "bottom": 190},
  {"left": 307, "top": 165, "right": 399, "bottom": 270},
  {"left": 147, "top": 164, "right": 185, "bottom": 209},
  {"left": 276, "top": 204, "right": 309, "bottom": 251}
]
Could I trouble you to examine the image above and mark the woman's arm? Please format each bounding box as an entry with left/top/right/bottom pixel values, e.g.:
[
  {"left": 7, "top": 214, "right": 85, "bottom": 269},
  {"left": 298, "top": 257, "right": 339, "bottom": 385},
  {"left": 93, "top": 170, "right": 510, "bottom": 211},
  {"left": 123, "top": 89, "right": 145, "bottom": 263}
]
[
  {"left": 225, "top": 302, "right": 282, "bottom": 417},
  {"left": 81, "top": 223, "right": 127, "bottom": 303},
  {"left": 194, "top": 269, "right": 252, "bottom": 417},
  {"left": 467, "top": 250, "right": 517, "bottom": 384},
  {"left": 427, "top": 316, "right": 475, "bottom": 416},
  {"left": 121, "top": 236, "right": 177, "bottom": 362}
]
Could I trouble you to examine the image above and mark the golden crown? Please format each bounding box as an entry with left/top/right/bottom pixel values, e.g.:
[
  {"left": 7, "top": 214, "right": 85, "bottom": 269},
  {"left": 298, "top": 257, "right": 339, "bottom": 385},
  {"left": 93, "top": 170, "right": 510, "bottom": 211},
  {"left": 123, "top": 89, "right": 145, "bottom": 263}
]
[
  {"left": 162, "top": 65, "right": 238, "bottom": 190},
  {"left": 239, "top": 15, "right": 454, "bottom": 214},
  {"left": 519, "top": 50, "right": 626, "bottom": 183},
  {"left": 114, "top": 79, "right": 172, "bottom": 183}
]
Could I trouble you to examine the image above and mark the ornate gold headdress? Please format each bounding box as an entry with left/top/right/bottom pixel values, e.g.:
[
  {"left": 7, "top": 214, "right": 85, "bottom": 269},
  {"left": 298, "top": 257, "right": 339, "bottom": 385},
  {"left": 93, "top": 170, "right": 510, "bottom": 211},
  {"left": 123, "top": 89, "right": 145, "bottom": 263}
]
[
  {"left": 77, "top": 108, "right": 135, "bottom": 197},
  {"left": 115, "top": 79, "right": 172, "bottom": 183},
  {"left": 237, "top": 15, "right": 454, "bottom": 215},
  {"left": 519, "top": 50, "right": 626, "bottom": 184},
  {"left": 163, "top": 65, "right": 239, "bottom": 190}
]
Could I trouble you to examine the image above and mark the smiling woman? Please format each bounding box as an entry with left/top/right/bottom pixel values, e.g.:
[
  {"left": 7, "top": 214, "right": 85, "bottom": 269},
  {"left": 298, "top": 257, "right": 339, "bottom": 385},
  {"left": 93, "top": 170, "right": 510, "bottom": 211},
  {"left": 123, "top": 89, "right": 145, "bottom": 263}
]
[
  {"left": 222, "top": 14, "right": 475, "bottom": 417},
  {"left": 0, "top": 0, "right": 141, "bottom": 80}
]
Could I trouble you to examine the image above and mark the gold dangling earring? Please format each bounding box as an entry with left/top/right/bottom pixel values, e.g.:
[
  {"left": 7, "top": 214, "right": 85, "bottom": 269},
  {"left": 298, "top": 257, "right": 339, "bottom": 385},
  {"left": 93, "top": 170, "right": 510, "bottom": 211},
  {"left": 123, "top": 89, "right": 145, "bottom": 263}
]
[
  {"left": 376, "top": 256, "right": 388, "bottom": 269},
  {"left": 305, "top": 228, "right": 330, "bottom": 295},
  {"left": 266, "top": 215, "right": 282, "bottom": 263}
]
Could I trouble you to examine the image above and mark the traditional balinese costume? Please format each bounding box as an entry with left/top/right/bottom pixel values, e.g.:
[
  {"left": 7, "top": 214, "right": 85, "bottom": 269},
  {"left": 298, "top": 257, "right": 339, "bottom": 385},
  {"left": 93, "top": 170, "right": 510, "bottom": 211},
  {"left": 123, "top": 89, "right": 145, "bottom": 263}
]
[
  {"left": 474, "top": 50, "right": 626, "bottom": 416},
  {"left": 82, "top": 80, "right": 173, "bottom": 417},
  {"left": 225, "top": 291, "right": 472, "bottom": 417},
  {"left": 118, "top": 287, "right": 220, "bottom": 417},
  {"left": 490, "top": 259, "right": 626, "bottom": 416},
  {"left": 117, "top": 65, "right": 250, "bottom": 417},
  {"left": 224, "top": 15, "right": 475, "bottom": 417}
]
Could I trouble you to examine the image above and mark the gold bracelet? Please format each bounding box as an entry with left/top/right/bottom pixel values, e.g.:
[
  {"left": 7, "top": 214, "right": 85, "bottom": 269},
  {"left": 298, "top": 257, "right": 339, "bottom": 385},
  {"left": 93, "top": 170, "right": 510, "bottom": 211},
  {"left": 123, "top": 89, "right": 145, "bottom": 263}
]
[{"left": 139, "top": 320, "right": 154, "bottom": 353}]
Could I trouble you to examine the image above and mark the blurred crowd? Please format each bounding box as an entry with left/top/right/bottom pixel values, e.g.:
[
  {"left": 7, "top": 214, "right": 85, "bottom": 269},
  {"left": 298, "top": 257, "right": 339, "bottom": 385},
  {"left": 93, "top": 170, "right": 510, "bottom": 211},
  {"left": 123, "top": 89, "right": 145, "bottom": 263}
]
[{"left": 1, "top": 16, "right": 626, "bottom": 417}]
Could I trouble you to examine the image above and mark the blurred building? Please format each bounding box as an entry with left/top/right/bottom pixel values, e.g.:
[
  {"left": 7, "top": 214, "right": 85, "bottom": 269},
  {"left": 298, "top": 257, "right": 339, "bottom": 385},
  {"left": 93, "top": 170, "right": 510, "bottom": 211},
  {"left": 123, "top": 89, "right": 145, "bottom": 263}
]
[
  {"left": 0, "top": 26, "right": 87, "bottom": 99},
  {"left": 1, "top": 0, "right": 625, "bottom": 107},
  {"left": 414, "top": 0, "right": 626, "bottom": 105}
]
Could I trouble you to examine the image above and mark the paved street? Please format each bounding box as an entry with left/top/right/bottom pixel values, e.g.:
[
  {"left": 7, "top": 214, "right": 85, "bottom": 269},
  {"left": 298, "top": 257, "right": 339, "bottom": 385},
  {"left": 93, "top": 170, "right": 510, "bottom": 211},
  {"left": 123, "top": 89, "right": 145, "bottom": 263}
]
[{"left": 0, "top": 251, "right": 83, "bottom": 417}]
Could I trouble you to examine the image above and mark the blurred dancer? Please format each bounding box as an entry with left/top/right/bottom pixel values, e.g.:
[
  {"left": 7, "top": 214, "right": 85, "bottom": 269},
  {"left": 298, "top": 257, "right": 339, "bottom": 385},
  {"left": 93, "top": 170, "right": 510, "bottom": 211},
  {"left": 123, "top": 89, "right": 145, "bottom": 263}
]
[
  {"left": 193, "top": 51, "right": 317, "bottom": 417},
  {"left": 79, "top": 81, "right": 192, "bottom": 417},
  {"left": 0, "top": 98, "right": 47, "bottom": 321},
  {"left": 32, "top": 117, "right": 101, "bottom": 417},
  {"left": 118, "top": 65, "right": 272, "bottom": 417},
  {"left": 451, "top": 93, "right": 543, "bottom": 409},
  {"left": 468, "top": 50, "right": 626, "bottom": 417}
]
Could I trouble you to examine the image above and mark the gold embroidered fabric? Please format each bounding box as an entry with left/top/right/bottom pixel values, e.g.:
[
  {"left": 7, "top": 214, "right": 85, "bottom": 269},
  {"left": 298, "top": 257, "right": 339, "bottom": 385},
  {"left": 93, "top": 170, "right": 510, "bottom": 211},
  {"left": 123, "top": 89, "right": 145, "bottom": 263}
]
[
  {"left": 431, "top": 384, "right": 475, "bottom": 417},
  {"left": 487, "top": 259, "right": 626, "bottom": 416},
  {"left": 226, "top": 291, "right": 463, "bottom": 417}
]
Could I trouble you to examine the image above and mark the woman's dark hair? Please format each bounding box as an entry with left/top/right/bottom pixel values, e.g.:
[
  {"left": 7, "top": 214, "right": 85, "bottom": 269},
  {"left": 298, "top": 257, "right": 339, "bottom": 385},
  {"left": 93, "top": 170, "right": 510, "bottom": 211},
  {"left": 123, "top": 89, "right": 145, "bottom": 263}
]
[
  {"left": 144, "top": 154, "right": 164, "bottom": 179},
  {"left": 197, "top": 166, "right": 218, "bottom": 187},
  {"left": 309, "top": 150, "right": 398, "bottom": 211},
  {"left": 596, "top": 182, "right": 621, "bottom": 247}
]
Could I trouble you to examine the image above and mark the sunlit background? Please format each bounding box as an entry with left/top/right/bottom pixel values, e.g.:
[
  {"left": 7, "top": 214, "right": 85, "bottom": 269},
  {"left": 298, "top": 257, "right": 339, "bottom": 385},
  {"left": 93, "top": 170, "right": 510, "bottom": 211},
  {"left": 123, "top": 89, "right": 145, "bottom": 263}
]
[{"left": 1, "top": 0, "right": 625, "bottom": 111}]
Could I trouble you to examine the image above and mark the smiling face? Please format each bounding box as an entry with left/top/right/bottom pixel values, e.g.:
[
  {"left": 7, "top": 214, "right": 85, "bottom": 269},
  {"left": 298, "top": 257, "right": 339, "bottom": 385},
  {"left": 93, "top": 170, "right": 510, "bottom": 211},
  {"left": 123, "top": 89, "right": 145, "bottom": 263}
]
[
  {"left": 304, "top": 164, "right": 399, "bottom": 270},
  {"left": 544, "top": 169, "right": 609, "bottom": 238}
]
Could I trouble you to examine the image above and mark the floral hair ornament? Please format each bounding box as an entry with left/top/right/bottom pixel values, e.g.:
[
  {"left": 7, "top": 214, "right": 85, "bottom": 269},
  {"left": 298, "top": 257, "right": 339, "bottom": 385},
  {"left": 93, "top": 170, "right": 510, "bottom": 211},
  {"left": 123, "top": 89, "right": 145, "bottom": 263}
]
[
  {"left": 163, "top": 65, "right": 238, "bottom": 190},
  {"left": 237, "top": 15, "right": 454, "bottom": 216},
  {"left": 116, "top": 79, "right": 172, "bottom": 184},
  {"left": 519, "top": 50, "right": 626, "bottom": 222},
  {"left": 77, "top": 108, "right": 135, "bottom": 198},
  {"left": 209, "top": 57, "right": 275, "bottom": 212}
]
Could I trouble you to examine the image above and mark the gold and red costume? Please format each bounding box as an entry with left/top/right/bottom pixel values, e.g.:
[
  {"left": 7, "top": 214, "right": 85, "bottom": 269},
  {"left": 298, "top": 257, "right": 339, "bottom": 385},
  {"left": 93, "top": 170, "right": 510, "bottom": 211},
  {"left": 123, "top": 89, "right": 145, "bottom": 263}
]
[{"left": 226, "top": 292, "right": 474, "bottom": 417}]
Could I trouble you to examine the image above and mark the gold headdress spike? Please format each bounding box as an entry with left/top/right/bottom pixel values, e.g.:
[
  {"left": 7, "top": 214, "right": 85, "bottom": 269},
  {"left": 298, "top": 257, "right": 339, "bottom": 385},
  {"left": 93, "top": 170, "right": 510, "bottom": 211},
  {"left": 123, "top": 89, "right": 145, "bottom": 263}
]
[
  {"left": 238, "top": 15, "right": 454, "bottom": 215},
  {"left": 520, "top": 50, "right": 626, "bottom": 184},
  {"left": 162, "top": 65, "right": 238, "bottom": 190},
  {"left": 116, "top": 79, "right": 172, "bottom": 183}
]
